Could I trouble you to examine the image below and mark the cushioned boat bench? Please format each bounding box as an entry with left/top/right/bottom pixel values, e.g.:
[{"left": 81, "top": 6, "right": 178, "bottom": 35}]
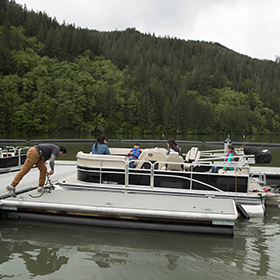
[{"left": 77, "top": 151, "right": 128, "bottom": 168}]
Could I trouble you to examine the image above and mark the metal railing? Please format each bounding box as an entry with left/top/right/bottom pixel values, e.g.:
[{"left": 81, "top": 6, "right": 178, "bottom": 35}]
[
  {"left": 0, "top": 146, "right": 30, "bottom": 166},
  {"left": 76, "top": 155, "right": 250, "bottom": 193}
]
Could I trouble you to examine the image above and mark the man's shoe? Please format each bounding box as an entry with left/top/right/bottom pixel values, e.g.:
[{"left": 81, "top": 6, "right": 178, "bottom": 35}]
[{"left": 6, "top": 185, "right": 17, "bottom": 197}]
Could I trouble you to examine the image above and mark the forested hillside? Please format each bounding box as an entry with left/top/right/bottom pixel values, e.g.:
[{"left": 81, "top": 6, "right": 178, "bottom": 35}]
[{"left": 1, "top": 0, "right": 280, "bottom": 136}]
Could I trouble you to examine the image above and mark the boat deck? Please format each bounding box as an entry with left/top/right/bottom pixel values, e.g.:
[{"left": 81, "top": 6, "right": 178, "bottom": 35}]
[{"left": 0, "top": 161, "right": 237, "bottom": 236}]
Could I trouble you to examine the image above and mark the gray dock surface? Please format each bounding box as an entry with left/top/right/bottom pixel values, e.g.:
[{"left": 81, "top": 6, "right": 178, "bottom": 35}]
[
  {"left": 0, "top": 160, "right": 236, "bottom": 220},
  {"left": 0, "top": 160, "right": 237, "bottom": 236},
  {"left": 0, "top": 160, "right": 77, "bottom": 198}
]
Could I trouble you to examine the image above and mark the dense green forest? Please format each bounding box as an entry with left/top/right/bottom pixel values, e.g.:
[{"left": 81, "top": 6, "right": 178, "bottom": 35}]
[{"left": 1, "top": 0, "right": 280, "bottom": 136}]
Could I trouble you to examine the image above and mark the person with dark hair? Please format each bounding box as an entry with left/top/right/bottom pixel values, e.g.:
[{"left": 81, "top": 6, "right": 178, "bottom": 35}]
[
  {"left": 92, "top": 135, "right": 111, "bottom": 155},
  {"left": 209, "top": 144, "right": 236, "bottom": 173},
  {"left": 6, "top": 144, "right": 67, "bottom": 197},
  {"left": 127, "top": 143, "right": 142, "bottom": 168},
  {"left": 167, "top": 139, "right": 182, "bottom": 156},
  {"left": 161, "top": 139, "right": 182, "bottom": 170}
]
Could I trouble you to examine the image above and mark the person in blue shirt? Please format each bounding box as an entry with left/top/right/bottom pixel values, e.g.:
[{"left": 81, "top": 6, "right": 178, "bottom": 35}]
[
  {"left": 92, "top": 135, "right": 111, "bottom": 155},
  {"left": 127, "top": 143, "right": 142, "bottom": 168}
]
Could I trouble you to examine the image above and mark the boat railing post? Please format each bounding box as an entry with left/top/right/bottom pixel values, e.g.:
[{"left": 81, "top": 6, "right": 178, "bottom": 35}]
[
  {"left": 17, "top": 147, "right": 21, "bottom": 166},
  {"left": 125, "top": 161, "right": 129, "bottom": 189},
  {"left": 99, "top": 159, "right": 102, "bottom": 184},
  {"left": 190, "top": 165, "right": 193, "bottom": 190},
  {"left": 150, "top": 163, "right": 154, "bottom": 189}
]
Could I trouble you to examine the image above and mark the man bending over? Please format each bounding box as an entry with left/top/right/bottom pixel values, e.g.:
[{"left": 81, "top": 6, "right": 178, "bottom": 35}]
[{"left": 6, "top": 144, "right": 67, "bottom": 197}]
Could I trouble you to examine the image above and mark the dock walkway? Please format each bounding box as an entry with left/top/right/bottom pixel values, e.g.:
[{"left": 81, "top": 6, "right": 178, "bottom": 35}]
[
  {"left": 0, "top": 160, "right": 237, "bottom": 236},
  {"left": 0, "top": 160, "right": 77, "bottom": 198}
]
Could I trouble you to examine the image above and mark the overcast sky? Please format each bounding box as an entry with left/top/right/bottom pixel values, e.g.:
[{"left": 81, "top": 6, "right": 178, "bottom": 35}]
[{"left": 15, "top": 0, "right": 280, "bottom": 61}]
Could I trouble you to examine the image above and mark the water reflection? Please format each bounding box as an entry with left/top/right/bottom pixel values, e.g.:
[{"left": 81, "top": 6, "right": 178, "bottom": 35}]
[
  {"left": 21, "top": 247, "right": 68, "bottom": 276},
  {"left": 83, "top": 249, "right": 128, "bottom": 268},
  {"left": 0, "top": 214, "right": 280, "bottom": 279},
  {"left": 0, "top": 227, "right": 69, "bottom": 278}
]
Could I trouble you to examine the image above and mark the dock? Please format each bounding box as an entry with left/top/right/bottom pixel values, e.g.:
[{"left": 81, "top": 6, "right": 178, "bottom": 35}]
[
  {"left": 251, "top": 166, "right": 280, "bottom": 177},
  {"left": 0, "top": 161, "right": 237, "bottom": 236},
  {"left": 250, "top": 166, "right": 280, "bottom": 186}
]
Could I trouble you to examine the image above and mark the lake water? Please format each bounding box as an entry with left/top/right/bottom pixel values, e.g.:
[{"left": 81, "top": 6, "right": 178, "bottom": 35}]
[
  {"left": 1, "top": 136, "right": 280, "bottom": 279},
  {"left": 1, "top": 206, "right": 280, "bottom": 280}
]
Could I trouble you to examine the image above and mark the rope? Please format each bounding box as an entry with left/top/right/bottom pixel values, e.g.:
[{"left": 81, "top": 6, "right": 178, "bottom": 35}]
[{"left": 29, "top": 176, "right": 55, "bottom": 198}]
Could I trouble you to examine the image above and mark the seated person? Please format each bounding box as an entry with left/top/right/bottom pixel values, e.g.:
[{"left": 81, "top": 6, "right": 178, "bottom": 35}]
[
  {"left": 92, "top": 135, "right": 111, "bottom": 155},
  {"left": 209, "top": 145, "right": 236, "bottom": 173},
  {"left": 162, "top": 139, "right": 182, "bottom": 170},
  {"left": 167, "top": 138, "right": 182, "bottom": 156},
  {"left": 127, "top": 143, "right": 142, "bottom": 168}
]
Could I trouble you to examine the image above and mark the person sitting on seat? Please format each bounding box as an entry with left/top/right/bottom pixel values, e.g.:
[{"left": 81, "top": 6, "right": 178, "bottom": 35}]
[
  {"left": 161, "top": 139, "right": 182, "bottom": 170},
  {"left": 92, "top": 135, "right": 111, "bottom": 155},
  {"left": 167, "top": 138, "right": 182, "bottom": 156},
  {"left": 209, "top": 144, "right": 236, "bottom": 173},
  {"left": 127, "top": 143, "right": 142, "bottom": 168}
]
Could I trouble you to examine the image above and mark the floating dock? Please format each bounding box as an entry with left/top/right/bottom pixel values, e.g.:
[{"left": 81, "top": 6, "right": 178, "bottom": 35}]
[
  {"left": 251, "top": 166, "right": 280, "bottom": 186},
  {"left": 0, "top": 161, "right": 237, "bottom": 236}
]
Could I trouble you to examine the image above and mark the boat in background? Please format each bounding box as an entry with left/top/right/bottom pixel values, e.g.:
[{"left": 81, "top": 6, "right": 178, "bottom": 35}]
[{"left": 0, "top": 146, "right": 30, "bottom": 173}]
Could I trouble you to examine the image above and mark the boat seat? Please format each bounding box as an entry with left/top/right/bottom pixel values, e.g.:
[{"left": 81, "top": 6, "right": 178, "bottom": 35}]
[
  {"left": 109, "top": 148, "right": 131, "bottom": 156},
  {"left": 135, "top": 148, "right": 167, "bottom": 170},
  {"left": 185, "top": 147, "right": 201, "bottom": 162},
  {"left": 184, "top": 147, "right": 201, "bottom": 170},
  {"left": 77, "top": 151, "right": 128, "bottom": 168},
  {"left": 166, "top": 152, "right": 184, "bottom": 171},
  {"left": 218, "top": 168, "right": 249, "bottom": 175}
]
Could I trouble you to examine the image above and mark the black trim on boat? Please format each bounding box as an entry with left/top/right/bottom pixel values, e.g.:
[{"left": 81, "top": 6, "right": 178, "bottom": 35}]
[{"left": 76, "top": 165, "right": 249, "bottom": 193}]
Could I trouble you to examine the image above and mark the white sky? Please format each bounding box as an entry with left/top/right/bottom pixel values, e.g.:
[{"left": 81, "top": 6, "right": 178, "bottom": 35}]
[{"left": 15, "top": 0, "right": 280, "bottom": 61}]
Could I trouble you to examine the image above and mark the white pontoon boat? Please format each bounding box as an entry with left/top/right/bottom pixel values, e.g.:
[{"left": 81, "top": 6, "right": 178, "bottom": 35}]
[{"left": 58, "top": 146, "right": 268, "bottom": 218}]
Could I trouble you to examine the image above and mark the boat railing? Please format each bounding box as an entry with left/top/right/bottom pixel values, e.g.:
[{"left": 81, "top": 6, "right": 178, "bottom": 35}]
[
  {"left": 198, "top": 148, "right": 225, "bottom": 157},
  {"left": 0, "top": 146, "right": 30, "bottom": 165},
  {"left": 76, "top": 152, "right": 249, "bottom": 172},
  {"left": 0, "top": 146, "right": 16, "bottom": 157},
  {"left": 199, "top": 147, "right": 246, "bottom": 155},
  {"left": 197, "top": 149, "right": 256, "bottom": 165},
  {"left": 194, "top": 155, "right": 241, "bottom": 165},
  {"left": 137, "top": 159, "right": 250, "bottom": 192},
  {"left": 77, "top": 154, "right": 250, "bottom": 193},
  {"left": 195, "top": 153, "right": 255, "bottom": 167},
  {"left": 250, "top": 172, "right": 267, "bottom": 185}
]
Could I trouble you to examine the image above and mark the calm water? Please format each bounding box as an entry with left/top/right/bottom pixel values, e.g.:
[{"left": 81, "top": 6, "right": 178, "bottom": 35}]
[
  {"left": 1, "top": 136, "right": 280, "bottom": 279},
  {"left": 1, "top": 206, "right": 280, "bottom": 280}
]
